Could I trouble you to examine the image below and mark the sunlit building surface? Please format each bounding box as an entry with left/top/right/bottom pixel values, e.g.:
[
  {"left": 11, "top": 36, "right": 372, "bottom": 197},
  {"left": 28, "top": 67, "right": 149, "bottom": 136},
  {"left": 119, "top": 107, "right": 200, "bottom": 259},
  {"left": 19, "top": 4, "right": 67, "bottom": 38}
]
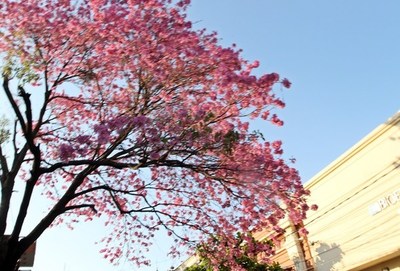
[
  {"left": 270, "top": 112, "right": 400, "bottom": 271},
  {"left": 177, "top": 112, "right": 400, "bottom": 271}
]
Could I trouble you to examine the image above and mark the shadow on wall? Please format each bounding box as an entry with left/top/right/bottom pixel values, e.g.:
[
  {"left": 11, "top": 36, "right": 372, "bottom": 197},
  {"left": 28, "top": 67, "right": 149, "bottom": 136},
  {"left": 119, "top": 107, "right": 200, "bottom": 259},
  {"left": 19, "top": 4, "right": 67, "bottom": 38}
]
[{"left": 314, "top": 242, "right": 344, "bottom": 271}]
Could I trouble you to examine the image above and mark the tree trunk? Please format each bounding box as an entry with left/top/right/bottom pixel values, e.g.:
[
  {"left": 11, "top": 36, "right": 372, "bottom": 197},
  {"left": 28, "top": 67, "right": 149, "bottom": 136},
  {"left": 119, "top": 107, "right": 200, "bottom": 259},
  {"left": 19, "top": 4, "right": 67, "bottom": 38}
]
[
  {"left": 0, "top": 259, "right": 20, "bottom": 271},
  {"left": 0, "top": 236, "right": 21, "bottom": 271}
]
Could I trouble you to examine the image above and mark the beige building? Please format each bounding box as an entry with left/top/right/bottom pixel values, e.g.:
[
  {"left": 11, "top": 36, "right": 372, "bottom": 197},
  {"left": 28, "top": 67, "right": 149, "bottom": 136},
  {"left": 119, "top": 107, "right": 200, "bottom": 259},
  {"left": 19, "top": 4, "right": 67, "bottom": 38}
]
[
  {"left": 274, "top": 112, "right": 400, "bottom": 271},
  {"left": 177, "top": 112, "right": 400, "bottom": 271}
]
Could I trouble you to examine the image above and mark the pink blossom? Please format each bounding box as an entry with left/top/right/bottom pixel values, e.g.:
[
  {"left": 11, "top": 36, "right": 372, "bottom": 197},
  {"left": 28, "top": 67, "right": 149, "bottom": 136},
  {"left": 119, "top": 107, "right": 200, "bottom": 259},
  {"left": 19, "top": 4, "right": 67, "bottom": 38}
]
[
  {"left": 271, "top": 114, "right": 284, "bottom": 126},
  {"left": 0, "top": 0, "right": 310, "bottom": 268},
  {"left": 149, "top": 152, "right": 160, "bottom": 160},
  {"left": 59, "top": 143, "right": 74, "bottom": 161},
  {"left": 298, "top": 227, "right": 309, "bottom": 236},
  {"left": 132, "top": 115, "right": 149, "bottom": 127},
  {"left": 93, "top": 124, "right": 110, "bottom": 145},
  {"left": 75, "top": 135, "right": 90, "bottom": 144},
  {"left": 281, "top": 78, "right": 292, "bottom": 88},
  {"left": 271, "top": 140, "right": 283, "bottom": 155}
]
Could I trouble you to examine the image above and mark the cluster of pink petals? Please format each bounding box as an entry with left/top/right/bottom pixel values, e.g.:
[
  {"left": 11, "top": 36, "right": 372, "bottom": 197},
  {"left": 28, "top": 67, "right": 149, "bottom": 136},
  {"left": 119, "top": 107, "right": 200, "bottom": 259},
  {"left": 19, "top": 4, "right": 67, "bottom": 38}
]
[{"left": 0, "top": 0, "right": 311, "bottom": 268}]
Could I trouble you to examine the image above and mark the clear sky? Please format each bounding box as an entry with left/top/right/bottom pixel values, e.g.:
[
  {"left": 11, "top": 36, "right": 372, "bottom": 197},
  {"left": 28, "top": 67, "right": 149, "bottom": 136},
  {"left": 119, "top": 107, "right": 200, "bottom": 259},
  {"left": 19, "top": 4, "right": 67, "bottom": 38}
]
[{"left": 20, "top": 1, "right": 400, "bottom": 271}]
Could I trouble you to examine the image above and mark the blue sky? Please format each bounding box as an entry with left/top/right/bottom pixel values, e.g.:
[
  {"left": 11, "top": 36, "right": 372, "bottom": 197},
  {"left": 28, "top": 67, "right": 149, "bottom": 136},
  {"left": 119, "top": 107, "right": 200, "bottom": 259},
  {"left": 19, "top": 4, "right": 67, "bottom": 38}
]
[
  {"left": 25, "top": 1, "right": 400, "bottom": 271},
  {"left": 188, "top": 0, "right": 400, "bottom": 181}
]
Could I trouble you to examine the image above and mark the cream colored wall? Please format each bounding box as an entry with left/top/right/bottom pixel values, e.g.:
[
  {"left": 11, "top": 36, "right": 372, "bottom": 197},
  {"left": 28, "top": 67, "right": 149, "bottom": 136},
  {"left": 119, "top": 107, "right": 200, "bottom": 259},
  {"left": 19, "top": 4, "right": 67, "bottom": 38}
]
[
  {"left": 175, "top": 255, "right": 199, "bottom": 271},
  {"left": 362, "top": 255, "right": 400, "bottom": 271},
  {"left": 303, "top": 113, "right": 400, "bottom": 271},
  {"left": 175, "top": 114, "right": 400, "bottom": 271}
]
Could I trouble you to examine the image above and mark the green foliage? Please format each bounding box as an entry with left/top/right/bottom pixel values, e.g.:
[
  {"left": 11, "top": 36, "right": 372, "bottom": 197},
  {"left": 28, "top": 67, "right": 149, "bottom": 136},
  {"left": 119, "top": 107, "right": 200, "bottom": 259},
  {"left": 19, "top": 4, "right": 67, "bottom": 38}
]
[
  {"left": 184, "top": 256, "right": 284, "bottom": 271},
  {"left": 0, "top": 116, "right": 10, "bottom": 144},
  {"left": 250, "top": 130, "right": 265, "bottom": 141},
  {"left": 2, "top": 56, "right": 39, "bottom": 85},
  {"left": 222, "top": 130, "right": 240, "bottom": 155},
  {"left": 184, "top": 234, "right": 284, "bottom": 271},
  {"left": 213, "top": 129, "right": 240, "bottom": 155}
]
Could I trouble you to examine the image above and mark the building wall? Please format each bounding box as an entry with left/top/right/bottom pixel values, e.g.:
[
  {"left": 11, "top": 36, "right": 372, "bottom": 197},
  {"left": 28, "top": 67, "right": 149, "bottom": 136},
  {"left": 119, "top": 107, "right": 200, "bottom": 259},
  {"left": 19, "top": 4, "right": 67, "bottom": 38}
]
[
  {"left": 362, "top": 254, "right": 400, "bottom": 271},
  {"left": 177, "top": 112, "right": 400, "bottom": 271},
  {"left": 302, "top": 112, "right": 400, "bottom": 270}
]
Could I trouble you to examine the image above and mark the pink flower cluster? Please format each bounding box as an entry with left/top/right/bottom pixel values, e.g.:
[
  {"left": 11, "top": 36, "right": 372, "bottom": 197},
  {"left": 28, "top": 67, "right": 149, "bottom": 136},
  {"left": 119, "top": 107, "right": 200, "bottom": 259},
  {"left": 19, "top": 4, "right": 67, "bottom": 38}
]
[{"left": 0, "top": 0, "right": 315, "bottom": 268}]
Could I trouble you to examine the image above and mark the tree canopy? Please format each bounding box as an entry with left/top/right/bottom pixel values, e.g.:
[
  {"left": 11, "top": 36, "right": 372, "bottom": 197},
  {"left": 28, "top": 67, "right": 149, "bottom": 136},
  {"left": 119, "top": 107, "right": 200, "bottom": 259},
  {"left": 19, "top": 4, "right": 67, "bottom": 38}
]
[
  {"left": 184, "top": 234, "right": 285, "bottom": 271},
  {"left": 0, "top": 1, "right": 313, "bottom": 270}
]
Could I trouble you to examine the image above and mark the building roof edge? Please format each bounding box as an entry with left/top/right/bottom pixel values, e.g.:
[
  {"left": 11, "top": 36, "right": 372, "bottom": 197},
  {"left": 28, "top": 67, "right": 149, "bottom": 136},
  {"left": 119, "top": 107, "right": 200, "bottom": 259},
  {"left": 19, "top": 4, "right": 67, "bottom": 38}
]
[{"left": 304, "top": 110, "right": 400, "bottom": 190}]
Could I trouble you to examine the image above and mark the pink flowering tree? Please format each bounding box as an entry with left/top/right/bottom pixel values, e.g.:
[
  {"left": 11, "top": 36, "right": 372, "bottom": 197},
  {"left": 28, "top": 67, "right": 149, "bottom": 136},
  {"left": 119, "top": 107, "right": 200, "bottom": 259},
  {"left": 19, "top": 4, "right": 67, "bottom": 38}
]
[{"left": 0, "top": 1, "right": 312, "bottom": 270}]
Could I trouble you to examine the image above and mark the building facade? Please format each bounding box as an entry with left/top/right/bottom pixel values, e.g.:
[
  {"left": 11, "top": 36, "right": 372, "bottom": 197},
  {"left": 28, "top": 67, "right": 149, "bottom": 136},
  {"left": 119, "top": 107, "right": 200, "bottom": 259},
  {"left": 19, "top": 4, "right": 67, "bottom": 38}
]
[
  {"left": 177, "top": 112, "right": 400, "bottom": 271},
  {"left": 274, "top": 112, "right": 400, "bottom": 271}
]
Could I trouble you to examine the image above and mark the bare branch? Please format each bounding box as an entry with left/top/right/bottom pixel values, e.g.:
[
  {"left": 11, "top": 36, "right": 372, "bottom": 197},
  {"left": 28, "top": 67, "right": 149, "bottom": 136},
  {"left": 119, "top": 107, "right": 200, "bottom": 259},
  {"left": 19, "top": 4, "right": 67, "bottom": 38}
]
[
  {"left": 2, "top": 76, "right": 26, "bottom": 133},
  {"left": 0, "top": 146, "right": 9, "bottom": 182},
  {"left": 64, "top": 204, "right": 97, "bottom": 214}
]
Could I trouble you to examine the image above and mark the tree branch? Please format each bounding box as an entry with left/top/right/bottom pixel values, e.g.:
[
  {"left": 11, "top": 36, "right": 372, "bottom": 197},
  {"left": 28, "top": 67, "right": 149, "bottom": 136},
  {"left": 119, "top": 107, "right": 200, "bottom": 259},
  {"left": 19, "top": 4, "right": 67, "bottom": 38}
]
[
  {"left": 63, "top": 204, "right": 97, "bottom": 214},
  {"left": 18, "top": 164, "right": 98, "bottom": 259},
  {"left": 17, "top": 86, "right": 32, "bottom": 135},
  {"left": 2, "top": 75, "right": 26, "bottom": 134},
  {"left": 0, "top": 144, "right": 29, "bottom": 236},
  {"left": 0, "top": 145, "right": 9, "bottom": 183},
  {"left": 40, "top": 159, "right": 141, "bottom": 174}
]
